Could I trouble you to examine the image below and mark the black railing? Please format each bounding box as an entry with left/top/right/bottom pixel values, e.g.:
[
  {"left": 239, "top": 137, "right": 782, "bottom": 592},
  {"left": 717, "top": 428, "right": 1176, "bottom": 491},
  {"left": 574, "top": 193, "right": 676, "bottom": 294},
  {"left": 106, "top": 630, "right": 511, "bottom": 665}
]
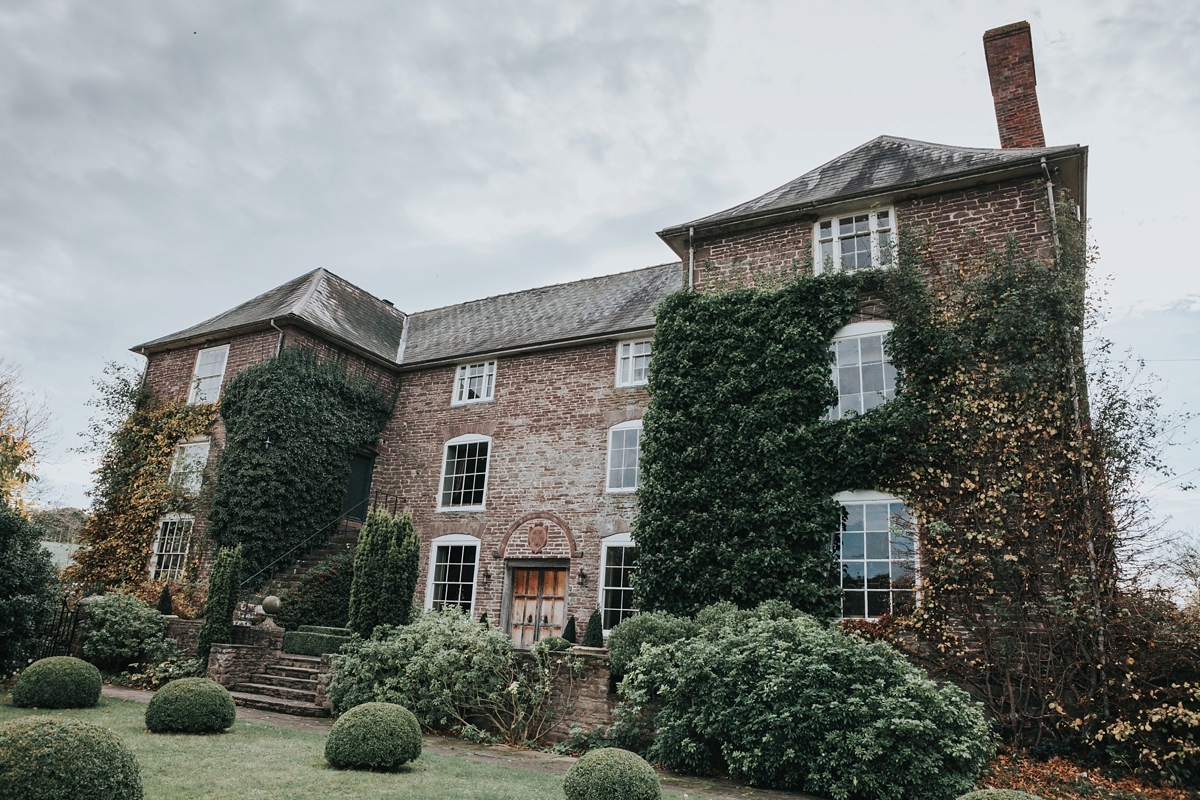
[
  {"left": 32, "top": 596, "right": 83, "bottom": 661},
  {"left": 237, "top": 489, "right": 405, "bottom": 606}
]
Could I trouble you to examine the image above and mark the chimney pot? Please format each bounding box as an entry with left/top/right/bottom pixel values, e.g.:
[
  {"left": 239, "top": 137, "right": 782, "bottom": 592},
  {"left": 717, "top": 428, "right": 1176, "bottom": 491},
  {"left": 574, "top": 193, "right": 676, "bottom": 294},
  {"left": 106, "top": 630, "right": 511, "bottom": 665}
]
[{"left": 983, "top": 21, "right": 1046, "bottom": 148}]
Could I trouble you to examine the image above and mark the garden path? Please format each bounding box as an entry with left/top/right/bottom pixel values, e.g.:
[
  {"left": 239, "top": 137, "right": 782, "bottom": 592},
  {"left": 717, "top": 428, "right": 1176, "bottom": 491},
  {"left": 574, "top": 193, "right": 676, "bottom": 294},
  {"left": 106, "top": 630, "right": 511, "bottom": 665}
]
[{"left": 102, "top": 684, "right": 819, "bottom": 799}]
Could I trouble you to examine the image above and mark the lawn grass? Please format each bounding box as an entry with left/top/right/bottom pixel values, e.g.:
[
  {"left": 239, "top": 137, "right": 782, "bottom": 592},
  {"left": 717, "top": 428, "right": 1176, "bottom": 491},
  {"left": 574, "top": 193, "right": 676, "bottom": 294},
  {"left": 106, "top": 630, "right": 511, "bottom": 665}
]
[{"left": 1, "top": 695, "right": 687, "bottom": 799}]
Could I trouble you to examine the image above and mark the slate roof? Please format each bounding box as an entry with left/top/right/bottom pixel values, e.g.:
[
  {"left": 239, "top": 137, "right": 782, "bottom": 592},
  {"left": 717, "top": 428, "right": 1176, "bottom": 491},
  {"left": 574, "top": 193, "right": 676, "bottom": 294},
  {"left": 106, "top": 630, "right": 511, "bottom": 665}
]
[
  {"left": 400, "top": 262, "right": 683, "bottom": 366},
  {"left": 660, "top": 135, "right": 1085, "bottom": 243},
  {"left": 134, "top": 268, "right": 407, "bottom": 363}
]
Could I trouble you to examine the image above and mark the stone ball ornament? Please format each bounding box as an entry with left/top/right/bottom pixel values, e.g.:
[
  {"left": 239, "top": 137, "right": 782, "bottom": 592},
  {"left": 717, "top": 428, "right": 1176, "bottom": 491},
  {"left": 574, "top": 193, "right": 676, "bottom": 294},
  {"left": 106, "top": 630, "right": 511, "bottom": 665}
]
[{"left": 261, "top": 595, "right": 281, "bottom": 615}]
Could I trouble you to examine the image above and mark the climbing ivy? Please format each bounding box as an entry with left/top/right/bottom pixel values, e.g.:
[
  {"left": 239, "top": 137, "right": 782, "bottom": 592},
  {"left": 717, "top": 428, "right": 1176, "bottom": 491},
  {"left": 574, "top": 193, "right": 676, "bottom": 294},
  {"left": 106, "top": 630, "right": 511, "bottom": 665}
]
[
  {"left": 635, "top": 269, "right": 908, "bottom": 617},
  {"left": 206, "top": 347, "right": 391, "bottom": 583},
  {"left": 69, "top": 364, "right": 217, "bottom": 587}
]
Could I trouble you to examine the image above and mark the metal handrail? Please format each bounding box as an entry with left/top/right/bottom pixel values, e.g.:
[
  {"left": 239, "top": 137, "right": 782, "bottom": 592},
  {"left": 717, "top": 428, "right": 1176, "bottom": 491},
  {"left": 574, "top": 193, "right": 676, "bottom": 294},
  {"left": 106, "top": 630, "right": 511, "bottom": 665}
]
[{"left": 239, "top": 489, "right": 405, "bottom": 592}]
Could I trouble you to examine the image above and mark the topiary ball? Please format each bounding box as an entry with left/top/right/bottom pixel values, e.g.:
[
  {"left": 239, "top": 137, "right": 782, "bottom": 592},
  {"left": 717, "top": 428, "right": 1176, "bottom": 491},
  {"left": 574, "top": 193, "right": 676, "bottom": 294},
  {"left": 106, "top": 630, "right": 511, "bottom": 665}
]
[
  {"left": 11, "top": 656, "right": 102, "bottom": 709},
  {"left": 563, "top": 747, "right": 661, "bottom": 800},
  {"left": 958, "top": 792, "right": 1045, "bottom": 800},
  {"left": 0, "top": 716, "right": 143, "bottom": 799},
  {"left": 145, "top": 677, "right": 236, "bottom": 733},
  {"left": 533, "top": 636, "right": 573, "bottom": 653},
  {"left": 325, "top": 702, "right": 422, "bottom": 770}
]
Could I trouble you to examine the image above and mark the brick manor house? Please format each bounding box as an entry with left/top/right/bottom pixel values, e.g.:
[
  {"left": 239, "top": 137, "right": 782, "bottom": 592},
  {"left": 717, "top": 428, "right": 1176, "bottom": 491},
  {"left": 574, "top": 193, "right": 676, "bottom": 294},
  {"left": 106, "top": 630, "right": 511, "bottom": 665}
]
[{"left": 130, "top": 22, "right": 1086, "bottom": 644}]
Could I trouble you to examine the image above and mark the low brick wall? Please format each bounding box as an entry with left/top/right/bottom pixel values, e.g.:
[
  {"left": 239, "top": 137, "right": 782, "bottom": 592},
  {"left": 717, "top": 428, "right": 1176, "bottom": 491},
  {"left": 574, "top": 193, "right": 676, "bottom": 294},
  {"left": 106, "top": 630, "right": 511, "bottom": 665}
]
[
  {"left": 207, "top": 643, "right": 275, "bottom": 688},
  {"left": 540, "top": 646, "right": 614, "bottom": 743},
  {"left": 314, "top": 654, "right": 334, "bottom": 712},
  {"left": 231, "top": 621, "right": 286, "bottom": 651},
  {"left": 164, "top": 618, "right": 203, "bottom": 656}
]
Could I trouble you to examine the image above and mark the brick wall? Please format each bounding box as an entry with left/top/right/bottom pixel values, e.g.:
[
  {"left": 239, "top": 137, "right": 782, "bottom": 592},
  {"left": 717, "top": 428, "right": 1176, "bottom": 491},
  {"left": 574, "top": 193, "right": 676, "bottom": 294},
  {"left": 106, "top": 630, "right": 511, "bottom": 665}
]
[
  {"left": 983, "top": 21, "right": 1045, "bottom": 149},
  {"left": 691, "top": 176, "right": 1053, "bottom": 294},
  {"left": 373, "top": 340, "right": 645, "bottom": 638}
]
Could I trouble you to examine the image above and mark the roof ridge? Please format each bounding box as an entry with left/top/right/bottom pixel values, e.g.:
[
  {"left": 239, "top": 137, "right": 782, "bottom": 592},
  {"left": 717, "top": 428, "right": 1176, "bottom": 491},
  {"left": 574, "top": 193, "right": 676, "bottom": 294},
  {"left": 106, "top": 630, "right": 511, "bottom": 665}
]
[
  {"left": 292, "top": 267, "right": 327, "bottom": 316},
  {"left": 409, "top": 261, "right": 681, "bottom": 317}
]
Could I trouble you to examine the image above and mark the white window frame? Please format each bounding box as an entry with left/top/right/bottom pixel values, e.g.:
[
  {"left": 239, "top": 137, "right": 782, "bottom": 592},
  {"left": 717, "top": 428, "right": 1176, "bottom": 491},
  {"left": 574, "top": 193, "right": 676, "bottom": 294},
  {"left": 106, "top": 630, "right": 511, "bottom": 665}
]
[
  {"left": 833, "top": 490, "right": 918, "bottom": 621},
  {"left": 424, "top": 533, "right": 481, "bottom": 615},
  {"left": 451, "top": 360, "right": 497, "bottom": 406},
  {"left": 598, "top": 531, "right": 638, "bottom": 636},
  {"left": 168, "top": 437, "right": 211, "bottom": 495},
  {"left": 187, "top": 344, "right": 230, "bottom": 405},
  {"left": 149, "top": 513, "right": 194, "bottom": 581},
  {"left": 813, "top": 207, "right": 895, "bottom": 275},
  {"left": 615, "top": 339, "right": 653, "bottom": 388},
  {"left": 436, "top": 433, "right": 491, "bottom": 512},
  {"left": 605, "top": 419, "right": 643, "bottom": 493},
  {"left": 828, "top": 321, "right": 897, "bottom": 420}
]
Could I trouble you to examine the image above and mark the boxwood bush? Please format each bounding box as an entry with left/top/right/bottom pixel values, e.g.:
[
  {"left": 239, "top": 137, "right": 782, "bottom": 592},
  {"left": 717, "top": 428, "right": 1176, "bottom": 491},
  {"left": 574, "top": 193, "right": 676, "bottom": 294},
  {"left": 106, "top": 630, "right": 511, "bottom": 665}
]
[
  {"left": 325, "top": 701, "right": 421, "bottom": 769},
  {"left": 606, "top": 611, "right": 698, "bottom": 676},
  {"left": 0, "top": 716, "right": 143, "bottom": 799},
  {"left": 283, "top": 630, "right": 351, "bottom": 656},
  {"left": 618, "top": 603, "right": 993, "bottom": 800},
  {"left": 299, "top": 624, "right": 351, "bottom": 636},
  {"left": 12, "top": 656, "right": 102, "bottom": 708},
  {"left": 563, "top": 747, "right": 660, "bottom": 800},
  {"left": 144, "top": 677, "right": 236, "bottom": 733},
  {"left": 81, "top": 592, "right": 177, "bottom": 672}
]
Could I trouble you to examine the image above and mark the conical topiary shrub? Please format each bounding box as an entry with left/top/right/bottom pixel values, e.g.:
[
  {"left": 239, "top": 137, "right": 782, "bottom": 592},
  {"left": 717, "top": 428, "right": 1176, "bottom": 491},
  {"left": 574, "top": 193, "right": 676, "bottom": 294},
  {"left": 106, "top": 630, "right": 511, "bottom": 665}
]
[{"left": 581, "top": 608, "right": 603, "bottom": 648}]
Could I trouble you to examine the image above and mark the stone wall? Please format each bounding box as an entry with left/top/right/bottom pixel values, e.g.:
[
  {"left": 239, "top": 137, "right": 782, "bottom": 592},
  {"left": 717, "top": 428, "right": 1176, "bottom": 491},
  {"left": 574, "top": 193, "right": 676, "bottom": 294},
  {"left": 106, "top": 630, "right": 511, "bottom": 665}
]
[
  {"left": 542, "top": 646, "right": 614, "bottom": 742},
  {"left": 207, "top": 643, "right": 275, "bottom": 688},
  {"left": 164, "top": 617, "right": 203, "bottom": 656}
]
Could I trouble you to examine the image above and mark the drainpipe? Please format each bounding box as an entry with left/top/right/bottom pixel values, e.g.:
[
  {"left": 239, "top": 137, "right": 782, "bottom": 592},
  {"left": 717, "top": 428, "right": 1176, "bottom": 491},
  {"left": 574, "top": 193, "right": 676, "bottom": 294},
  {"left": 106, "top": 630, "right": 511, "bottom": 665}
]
[
  {"left": 688, "top": 227, "right": 695, "bottom": 290},
  {"left": 269, "top": 318, "right": 284, "bottom": 356}
]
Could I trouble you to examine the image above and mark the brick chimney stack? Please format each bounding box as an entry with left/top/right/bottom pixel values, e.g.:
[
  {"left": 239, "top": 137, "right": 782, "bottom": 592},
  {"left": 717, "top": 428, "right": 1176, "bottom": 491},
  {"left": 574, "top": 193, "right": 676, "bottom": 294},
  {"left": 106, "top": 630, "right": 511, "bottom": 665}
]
[{"left": 983, "top": 21, "right": 1046, "bottom": 148}]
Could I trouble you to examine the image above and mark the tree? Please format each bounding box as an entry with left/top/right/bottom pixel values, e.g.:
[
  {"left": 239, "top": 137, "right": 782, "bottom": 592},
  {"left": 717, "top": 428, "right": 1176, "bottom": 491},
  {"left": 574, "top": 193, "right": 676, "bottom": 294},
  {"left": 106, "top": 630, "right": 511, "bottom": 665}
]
[
  {"left": 0, "top": 360, "right": 52, "bottom": 511},
  {"left": 156, "top": 583, "right": 173, "bottom": 616},
  {"left": 348, "top": 508, "right": 420, "bottom": 637},
  {"left": 0, "top": 500, "right": 57, "bottom": 670},
  {"left": 196, "top": 545, "right": 242, "bottom": 665}
]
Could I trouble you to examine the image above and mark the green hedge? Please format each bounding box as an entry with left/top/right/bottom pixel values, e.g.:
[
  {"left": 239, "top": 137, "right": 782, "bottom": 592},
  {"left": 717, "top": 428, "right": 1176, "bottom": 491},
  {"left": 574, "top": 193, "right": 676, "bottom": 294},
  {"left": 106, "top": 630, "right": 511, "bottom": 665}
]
[
  {"left": 0, "top": 716, "right": 143, "bottom": 799},
  {"left": 81, "top": 593, "right": 177, "bottom": 672},
  {"left": 12, "top": 656, "right": 102, "bottom": 709},
  {"left": 278, "top": 551, "right": 355, "bottom": 631},
  {"left": 283, "top": 630, "right": 351, "bottom": 656},
  {"left": 299, "top": 625, "right": 351, "bottom": 636},
  {"left": 563, "top": 747, "right": 660, "bottom": 800},
  {"left": 145, "top": 677, "right": 236, "bottom": 733},
  {"left": 0, "top": 501, "right": 57, "bottom": 672},
  {"left": 325, "top": 701, "right": 421, "bottom": 770}
]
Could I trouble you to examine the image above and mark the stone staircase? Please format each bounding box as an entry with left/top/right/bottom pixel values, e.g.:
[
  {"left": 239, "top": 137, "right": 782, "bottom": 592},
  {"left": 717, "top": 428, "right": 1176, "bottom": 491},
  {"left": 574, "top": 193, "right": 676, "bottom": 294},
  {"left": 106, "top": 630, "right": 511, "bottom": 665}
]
[
  {"left": 261, "top": 520, "right": 361, "bottom": 597},
  {"left": 228, "top": 654, "right": 330, "bottom": 718}
]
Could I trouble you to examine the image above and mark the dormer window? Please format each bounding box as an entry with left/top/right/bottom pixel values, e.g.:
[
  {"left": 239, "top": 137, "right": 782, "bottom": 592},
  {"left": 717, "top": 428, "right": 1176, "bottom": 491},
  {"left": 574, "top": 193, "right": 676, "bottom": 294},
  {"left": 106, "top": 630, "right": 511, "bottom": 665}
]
[
  {"left": 452, "top": 361, "right": 496, "bottom": 405},
  {"left": 814, "top": 208, "right": 895, "bottom": 274}
]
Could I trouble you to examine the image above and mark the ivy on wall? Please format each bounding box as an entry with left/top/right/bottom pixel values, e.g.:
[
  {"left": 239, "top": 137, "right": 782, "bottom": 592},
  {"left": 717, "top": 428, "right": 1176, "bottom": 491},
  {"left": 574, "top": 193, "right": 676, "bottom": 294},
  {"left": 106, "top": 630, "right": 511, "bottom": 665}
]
[
  {"left": 206, "top": 346, "right": 391, "bottom": 583},
  {"left": 69, "top": 371, "right": 217, "bottom": 587},
  {"left": 635, "top": 269, "right": 909, "bottom": 617}
]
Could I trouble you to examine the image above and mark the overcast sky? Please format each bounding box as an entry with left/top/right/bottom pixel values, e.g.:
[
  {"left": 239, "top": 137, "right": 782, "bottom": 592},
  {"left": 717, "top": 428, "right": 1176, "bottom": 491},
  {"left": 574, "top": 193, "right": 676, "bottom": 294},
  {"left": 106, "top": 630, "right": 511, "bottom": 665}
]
[{"left": 2, "top": 0, "right": 1199, "bottom": 536}]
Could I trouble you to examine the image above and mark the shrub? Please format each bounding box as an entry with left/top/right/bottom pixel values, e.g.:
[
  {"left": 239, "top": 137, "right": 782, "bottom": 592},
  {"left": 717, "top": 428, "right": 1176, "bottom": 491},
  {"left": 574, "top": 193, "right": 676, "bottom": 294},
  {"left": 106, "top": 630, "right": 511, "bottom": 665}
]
[
  {"left": 81, "top": 593, "right": 177, "bottom": 672},
  {"left": 957, "top": 792, "right": 1044, "bottom": 800},
  {"left": 12, "top": 656, "right": 102, "bottom": 708},
  {"left": 144, "top": 677, "right": 236, "bottom": 733},
  {"left": 0, "top": 716, "right": 143, "bottom": 799},
  {"left": 606, "top": 611, "right": 697, "bottom": 676},
  {"left": 533, "top": 636, "right": 572, "bottom": 654},
  {"left": 156, "top": 583, "right": 173, "bottom": 615},
  {"left": 563, "top": 615, "right": 577, "bottom": 643},
  {"left": 618, "top": 605, "right": 994, "bottom": 800},
  {"left": 563, "top": 747, "right": 661, "bottom": 800},
  {"left": 329, "top": 607, "right": 514, "bottom": 729},
  {"left": 283, "top": 630, "right": 351, "bottom": 656},
  {"left": 277, "top": 551, "right": 355, "bottom": 631},
  {"left": 324, "top": 701, "right": 421, "bottom": 769},
  {"left": 348, "top": 508, "right": 420, "bottom": 637},
  {"left": 581, "top": 608, "right": 603, "bottom": 647},
  {"left": 196, "top": 544, "right": 242, "bottom": 665},
  {"left": 0, "top": 500, "right": 57, "bottom": 671}
]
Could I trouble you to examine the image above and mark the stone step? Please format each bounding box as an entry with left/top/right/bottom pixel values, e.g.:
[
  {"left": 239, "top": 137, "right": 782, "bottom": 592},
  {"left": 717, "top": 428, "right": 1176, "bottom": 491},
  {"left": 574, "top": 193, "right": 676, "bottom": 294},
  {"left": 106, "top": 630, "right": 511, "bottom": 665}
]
[
  {"left": 231, "top": 682, "right": 317, "bottom": 703},
  {"left": 263, "top": 664, "right": 319, "bottom": 679},
  {"left": 229, "top": 691, "right": 330, "bottom": 718},
  {"left": 277, "top": 654, "right": 324, "bottom": 666},
  {"left": 251, "top": 672, "right": 317, "bottom": 691}
]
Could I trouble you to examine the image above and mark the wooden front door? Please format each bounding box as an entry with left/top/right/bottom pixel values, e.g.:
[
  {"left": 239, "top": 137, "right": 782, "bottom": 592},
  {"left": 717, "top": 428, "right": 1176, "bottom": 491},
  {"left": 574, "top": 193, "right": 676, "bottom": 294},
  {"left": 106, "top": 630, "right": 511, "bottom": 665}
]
[{"left": 509, "top": 568, "right": 567, "bottom": 647}]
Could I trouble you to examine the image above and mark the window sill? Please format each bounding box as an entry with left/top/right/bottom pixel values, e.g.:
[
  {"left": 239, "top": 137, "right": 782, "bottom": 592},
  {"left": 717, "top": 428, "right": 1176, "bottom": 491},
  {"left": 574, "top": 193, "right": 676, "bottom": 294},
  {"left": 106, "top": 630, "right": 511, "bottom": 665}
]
[
  {"left": 605, "top": 488, "right": 637, "bottom": 495},
  {"left": 450, "top": 398, "right": 494, "bottom": 408},
  {"left": 436, "top": 505, "right": 486, "bottom": 513}
]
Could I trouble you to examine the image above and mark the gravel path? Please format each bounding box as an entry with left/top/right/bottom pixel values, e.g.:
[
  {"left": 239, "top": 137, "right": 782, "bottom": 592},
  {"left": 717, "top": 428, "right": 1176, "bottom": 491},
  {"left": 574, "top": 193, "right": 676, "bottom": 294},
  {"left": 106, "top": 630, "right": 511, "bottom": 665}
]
[{"left": 102, "top": 683, "right": 818, "bottom": 799}]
